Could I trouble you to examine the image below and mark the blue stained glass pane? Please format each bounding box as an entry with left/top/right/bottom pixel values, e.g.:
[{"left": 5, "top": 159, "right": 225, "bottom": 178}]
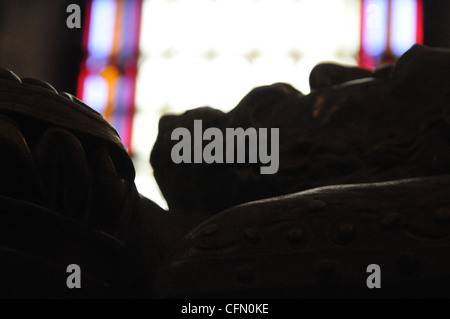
[
  {"left": 88, "top": 0, "right": 117, "bottom": 59},
  {"left": 363, "top": 0, "right": 389, "bottom": 56}
]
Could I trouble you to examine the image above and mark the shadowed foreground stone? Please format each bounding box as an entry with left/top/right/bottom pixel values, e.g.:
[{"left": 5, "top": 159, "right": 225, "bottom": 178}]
[
  {"left": 0, "top": 70, "right": 163, "bottom": 298},
  {"left": 154, "top": 175, "right": 450, "bottom": 298},
  {"left": 2, "top": 44, "right": 450, "bottom": 298},
  {"left": 0, "top": 68, "right": 212, "bottom": 298}
]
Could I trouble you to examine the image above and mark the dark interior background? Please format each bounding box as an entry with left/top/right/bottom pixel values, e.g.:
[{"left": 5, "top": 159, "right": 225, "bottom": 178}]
[
  {"left": 0, "top": 0, "right": 449, "bottom": 97},
  {"left": 0, "top": 0, "right": 87, "bottom": 95}
]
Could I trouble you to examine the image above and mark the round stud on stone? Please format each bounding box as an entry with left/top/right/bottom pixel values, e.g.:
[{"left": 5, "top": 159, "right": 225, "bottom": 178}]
[
  {"left": 0, "top": 68, "right": 22, "bottom": 83},
  {"left": 287, "top": 228, "right": 304, "bottom": 245},
  {"left": 244, "top": 228, "right": 261, "bottom": 244},
  {"left": 201, "top": 224, "right": 219, "bottom": 236},
  {"left": 22, "top": 78, "right": 58, "bottom": 94}
]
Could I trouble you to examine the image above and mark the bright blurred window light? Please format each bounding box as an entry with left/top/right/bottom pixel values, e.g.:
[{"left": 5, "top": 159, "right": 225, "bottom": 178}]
[
  {"left": 360, "top": 0, "right": 423, "bottom": 68},
  {"left": 78, "top": 0, "right": 141, "bottom": 152},
  {"left": 78, "top": 0, "right": 423, "bottom": 209}
]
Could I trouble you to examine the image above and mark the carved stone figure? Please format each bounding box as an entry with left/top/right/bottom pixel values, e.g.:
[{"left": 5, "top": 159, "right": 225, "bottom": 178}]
[
  {"left": 151, "top": 45, "right": 450, "bottom": 215},
  {"left": 1, "top": 45, "right": 450, "bottom": 298}
]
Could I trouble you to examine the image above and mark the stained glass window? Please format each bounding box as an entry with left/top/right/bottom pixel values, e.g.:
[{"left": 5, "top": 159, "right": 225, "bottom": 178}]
[
  {"left": 360, "top": 0, "right": 423, "bottom": 68},
  {"left": 78, "top": 0, "right": 142, "bottom": 154}
]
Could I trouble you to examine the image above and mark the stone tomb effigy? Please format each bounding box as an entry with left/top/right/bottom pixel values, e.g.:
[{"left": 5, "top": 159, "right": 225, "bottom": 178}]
[{"left": 0, "top": 45, "right": 450, "bottom": 298}]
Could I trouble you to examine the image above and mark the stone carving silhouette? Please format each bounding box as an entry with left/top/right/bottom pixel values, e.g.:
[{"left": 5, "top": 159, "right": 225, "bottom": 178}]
[
  {"left": 151, "top": 45, "right": 450, "bottom": 215},
  {"left": 1, "top": 45, "right": 450, "bottom": 298}
]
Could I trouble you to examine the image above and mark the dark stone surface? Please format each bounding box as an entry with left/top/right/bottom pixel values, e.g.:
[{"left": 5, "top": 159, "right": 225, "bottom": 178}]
[
  {"left": 151, "top": 45, "right": 450, "bottom": 215},
  {"left": 0, "top": 69, "right": 154, "bottom": 297},
  {"left": 0, "top": 67, "right": 214, "bottom": 298},
  {"left": 2, "top": 44, "right": 450, "bottom": 299},
  {"left": 154, "top": 174, "right": 450, "bottom": 298}
]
